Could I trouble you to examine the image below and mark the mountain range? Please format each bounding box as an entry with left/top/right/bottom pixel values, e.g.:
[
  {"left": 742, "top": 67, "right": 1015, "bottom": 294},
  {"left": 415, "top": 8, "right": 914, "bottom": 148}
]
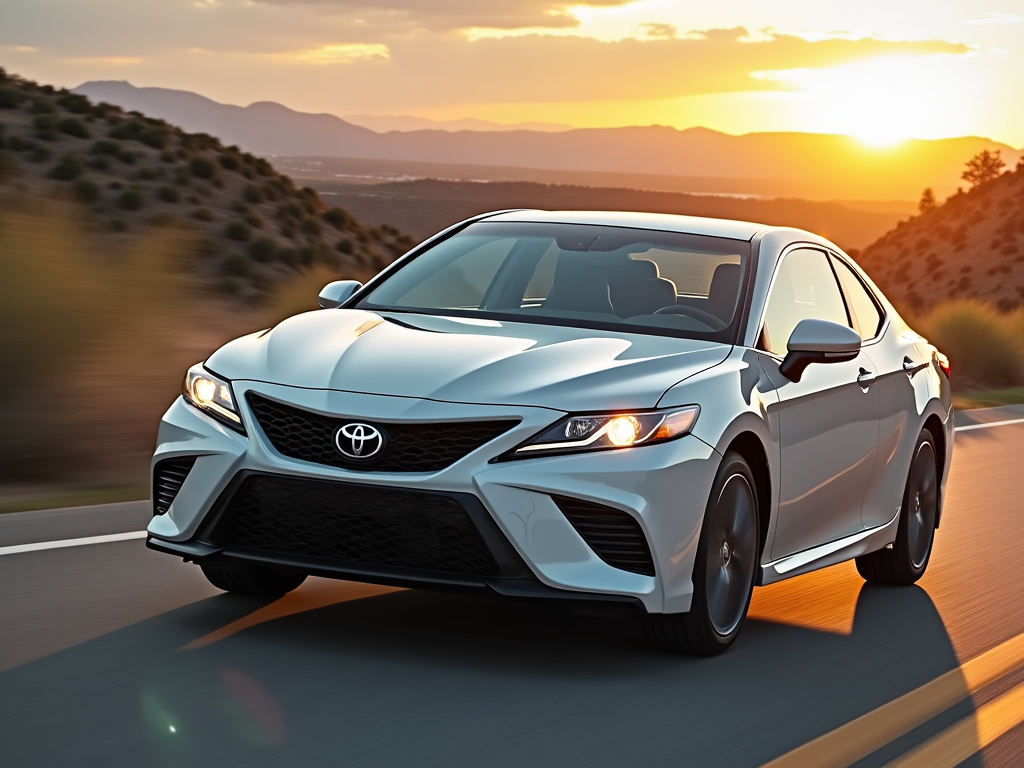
[{"left": 75, "top": 81, "right": 1022, "bottom": 202}]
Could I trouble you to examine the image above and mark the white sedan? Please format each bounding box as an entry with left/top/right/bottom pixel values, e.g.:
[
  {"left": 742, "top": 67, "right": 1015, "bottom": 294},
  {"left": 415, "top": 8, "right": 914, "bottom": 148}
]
[{"left": 148, "top": 210, "right": 953, "bottom": 655}]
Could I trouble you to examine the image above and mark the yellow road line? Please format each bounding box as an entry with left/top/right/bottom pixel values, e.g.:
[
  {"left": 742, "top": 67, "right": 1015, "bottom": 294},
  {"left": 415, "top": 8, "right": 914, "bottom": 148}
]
[
  {"left": 886, "top": 678, "right": 1024, "bottom": 767},
  {"left": 759, "top": 631, "right": 1024, "bottom": 768}
]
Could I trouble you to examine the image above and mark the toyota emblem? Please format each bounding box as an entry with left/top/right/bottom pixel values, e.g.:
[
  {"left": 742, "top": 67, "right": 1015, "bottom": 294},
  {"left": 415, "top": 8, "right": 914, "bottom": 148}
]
[{"left": 334, "top": 422, "right": 386, "bottom": 459}]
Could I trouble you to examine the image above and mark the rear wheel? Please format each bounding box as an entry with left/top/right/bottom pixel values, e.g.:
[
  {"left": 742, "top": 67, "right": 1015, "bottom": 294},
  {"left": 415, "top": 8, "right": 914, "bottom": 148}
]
[
  {"left": 650, "top": 452, "right": 759, "bottom": 655},
  {"left": 201, "top": 562, "right": 307, "bottom": 596},
  {"left": 856, "top": 429, "right": 938, "bottom": 585}
]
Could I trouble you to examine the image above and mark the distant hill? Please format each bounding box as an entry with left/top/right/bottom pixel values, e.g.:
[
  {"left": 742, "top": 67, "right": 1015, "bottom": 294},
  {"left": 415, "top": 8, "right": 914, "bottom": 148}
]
[
  {"left": 342, "top": 114, "right": 572, "bottom": 133},
  {"left": 0, "top": 70, "right": 411, "bottom": 301},
  {"left": 75, "top": 81, "right": 1022, "bottom": 202},
  {"left": 857, "top": 163, "right": 1024, "bottom": 312},
  {"left": 303, "top": 177, "right": 904, "bottom": 251}
]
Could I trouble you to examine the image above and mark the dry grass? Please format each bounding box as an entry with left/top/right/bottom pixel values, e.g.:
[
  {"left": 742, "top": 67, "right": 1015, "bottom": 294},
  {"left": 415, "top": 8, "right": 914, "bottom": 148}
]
[
  {"left": 914, "top": 299, "right": 1024, "bottom": 389},
  {"left": 0, "top": 194, "right": 371, "bottom": 486},
  {"left": 1, "top": 197, "right": 223, "bottom": 482}
]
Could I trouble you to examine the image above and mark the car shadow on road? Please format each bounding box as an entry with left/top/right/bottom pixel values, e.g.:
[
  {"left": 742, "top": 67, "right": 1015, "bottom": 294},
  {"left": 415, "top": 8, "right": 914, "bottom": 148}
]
[{"left": 0, "top": 578, "right": 981, "bottom": 767}]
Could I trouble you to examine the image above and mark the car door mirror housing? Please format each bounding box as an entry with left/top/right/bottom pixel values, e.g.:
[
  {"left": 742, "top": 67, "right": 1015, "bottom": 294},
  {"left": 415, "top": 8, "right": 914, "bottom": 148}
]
[
  {"left": 318, "top": 280, "right": 363, "bottom": 309},
  {"left": 779, "top": 318, "right": 862, "bottom": 382}
]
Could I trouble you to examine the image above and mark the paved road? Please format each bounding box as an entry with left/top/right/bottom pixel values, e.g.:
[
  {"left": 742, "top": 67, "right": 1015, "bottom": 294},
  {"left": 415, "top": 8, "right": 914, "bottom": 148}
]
[{"left": 2, "top": 407, "right": 1023, "bottom": 767}]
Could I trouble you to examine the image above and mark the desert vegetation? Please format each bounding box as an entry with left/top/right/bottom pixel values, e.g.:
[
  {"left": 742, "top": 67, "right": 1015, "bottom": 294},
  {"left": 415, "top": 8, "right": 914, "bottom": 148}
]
[
  {"left": 0, "top": 67, "right": 414, "bottom": 305},
  {"left": 0, "top": 68, "right": 414, "bottom": 495}
]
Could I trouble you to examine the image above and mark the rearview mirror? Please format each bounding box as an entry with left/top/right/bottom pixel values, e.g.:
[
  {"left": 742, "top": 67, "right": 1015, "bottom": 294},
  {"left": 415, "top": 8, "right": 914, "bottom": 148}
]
[
  {"left": 779, "top": 318, "right": 861, "bottom": 382},
  {"left": 318, "top": 280, "right": 363, "bottom": 309}
]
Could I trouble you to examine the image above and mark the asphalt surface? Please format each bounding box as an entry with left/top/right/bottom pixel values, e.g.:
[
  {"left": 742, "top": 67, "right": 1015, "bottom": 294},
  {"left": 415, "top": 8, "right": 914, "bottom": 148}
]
[{"left": 2, "top": 406, "right": 1023, "bottom": 767}]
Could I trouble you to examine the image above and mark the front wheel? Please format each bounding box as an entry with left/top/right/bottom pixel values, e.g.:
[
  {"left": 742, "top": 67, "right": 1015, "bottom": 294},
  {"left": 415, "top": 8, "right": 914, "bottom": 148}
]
[
  {"left": 856, "top": 429, "right": 938, "bottom": 585},
  {"left": 201, "top": 562, "right": 307, "bottom": 596},
  {"left": 650, "top": 451, "right": 759, "bottom": 655}
]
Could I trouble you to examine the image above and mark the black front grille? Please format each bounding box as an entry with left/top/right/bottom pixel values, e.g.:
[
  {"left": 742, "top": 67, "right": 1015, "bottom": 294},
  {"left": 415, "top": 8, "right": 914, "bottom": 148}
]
[
  {"left": 552, "top": 495, "right": 656, "bottom": 576},
  {"left": 153, "top": 457, "right": 198, "bottom": 516},
  {"left": 247, "top": 393, "right": 517, "bottom": 473},
  {"left": 210, "top": 475, "right": 498, "bottom": 577}
]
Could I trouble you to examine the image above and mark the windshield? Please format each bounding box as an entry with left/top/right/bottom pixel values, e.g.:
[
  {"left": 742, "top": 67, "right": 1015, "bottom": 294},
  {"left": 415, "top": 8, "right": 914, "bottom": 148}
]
[{"left": 357, "top": 221, "right": 751, "bottom": 341}]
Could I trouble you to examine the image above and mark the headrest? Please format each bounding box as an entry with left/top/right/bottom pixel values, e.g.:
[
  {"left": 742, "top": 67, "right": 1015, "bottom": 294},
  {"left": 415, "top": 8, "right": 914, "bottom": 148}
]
[{"left": 708, "top": 263, "right": 741, "bottom": 323}]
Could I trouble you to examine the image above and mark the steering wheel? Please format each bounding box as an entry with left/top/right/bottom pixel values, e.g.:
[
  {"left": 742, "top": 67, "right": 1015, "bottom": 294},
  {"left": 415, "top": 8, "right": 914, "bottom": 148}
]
[{"left": 654, "top": 305, "right": 727, "bottom": 331}]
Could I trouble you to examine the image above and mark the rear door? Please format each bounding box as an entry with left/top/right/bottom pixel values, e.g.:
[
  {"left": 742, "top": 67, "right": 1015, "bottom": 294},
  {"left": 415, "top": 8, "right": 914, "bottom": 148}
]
[
  {"left": 830, "top": 254, "right": 920, "bottom": 529},
  {"left": 758, "top": 248, "right": 880, "bottom": 560}
]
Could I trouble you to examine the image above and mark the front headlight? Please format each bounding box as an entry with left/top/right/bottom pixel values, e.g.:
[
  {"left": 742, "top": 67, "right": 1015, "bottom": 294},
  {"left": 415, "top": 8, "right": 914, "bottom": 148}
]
[
  {"left": 182, "top": 363, "right": 245, "bottom": 433},
  {"left": 507, "top": 405, "right": 699, "bottom": 459}
]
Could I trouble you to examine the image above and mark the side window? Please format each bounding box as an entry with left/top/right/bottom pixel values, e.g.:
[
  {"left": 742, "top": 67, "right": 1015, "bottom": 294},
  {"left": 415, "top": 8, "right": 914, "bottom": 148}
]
[
  {"left": 760, "top": 248, "right": 851, "bottom": 356},
  {"left": 831, "top": 256, "right": 884, "bottom": 340}
]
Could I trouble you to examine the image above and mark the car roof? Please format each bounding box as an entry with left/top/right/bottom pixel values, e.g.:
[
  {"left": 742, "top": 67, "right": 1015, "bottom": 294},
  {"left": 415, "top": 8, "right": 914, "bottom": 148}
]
[{"left": 480, "top": 209, "right": 770, "bottom": 241}]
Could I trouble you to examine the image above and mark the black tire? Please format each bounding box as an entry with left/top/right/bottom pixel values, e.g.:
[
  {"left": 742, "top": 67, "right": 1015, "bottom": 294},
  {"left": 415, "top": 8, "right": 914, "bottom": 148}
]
[
  {"left": 650, "top": 451, "right": 759, "bottom": 655},
  {"left": 856, "top": 429, "right": 938, "bottom": 585},
  {"left": 201, "top": 562, "right": 307, "bottom": 596}
]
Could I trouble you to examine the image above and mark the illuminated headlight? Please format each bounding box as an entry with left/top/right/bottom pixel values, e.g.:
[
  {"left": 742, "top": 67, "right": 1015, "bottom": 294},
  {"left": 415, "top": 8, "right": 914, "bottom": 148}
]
[
  {"left": 182, "top": 364, "right": 244, "bottom": 433},
  {"left": 510, "top": 405, "right": 699, "bottom": 458}
]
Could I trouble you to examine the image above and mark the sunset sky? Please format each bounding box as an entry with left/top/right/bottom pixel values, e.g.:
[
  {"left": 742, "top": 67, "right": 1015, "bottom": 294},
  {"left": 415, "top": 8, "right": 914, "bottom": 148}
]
[{"left": 2, "top": 0, "right": 1022, "bottom": 146}]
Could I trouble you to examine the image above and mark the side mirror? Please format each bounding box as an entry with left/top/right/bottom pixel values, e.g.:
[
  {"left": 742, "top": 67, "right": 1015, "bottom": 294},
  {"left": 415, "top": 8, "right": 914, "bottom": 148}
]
[
  {"left": 318, "top": 280, "right": 363, "bottom": 309},
  {"left": 779, "top": 318, "right": 861, "bottom": 382}
]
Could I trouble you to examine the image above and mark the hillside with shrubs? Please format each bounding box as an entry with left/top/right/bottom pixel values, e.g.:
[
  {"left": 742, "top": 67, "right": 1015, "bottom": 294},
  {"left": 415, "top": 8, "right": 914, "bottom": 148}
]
[
  {"left": 855, "top": 154, "right": 1024, "bottom": 314},
  {"left": 0, "top": 67, "right": 413, "bottom": 302},
  {"left": 854, "top": 153, "right": 1024, "bottom": 393}
]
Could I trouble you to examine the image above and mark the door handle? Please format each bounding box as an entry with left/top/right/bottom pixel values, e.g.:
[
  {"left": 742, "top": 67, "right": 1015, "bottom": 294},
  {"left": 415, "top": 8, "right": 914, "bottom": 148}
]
[
  {"left": 857, "top": 368, "right": 876, "bottom": 388},
  {"left": 903, "top": 357, "right": 927, "bottom": 377}
]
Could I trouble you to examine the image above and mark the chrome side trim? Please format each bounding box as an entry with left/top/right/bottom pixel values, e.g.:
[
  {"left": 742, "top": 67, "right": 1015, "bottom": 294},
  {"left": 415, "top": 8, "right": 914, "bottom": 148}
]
[{"left": 759, "top": 508, "right": 900, "bottom": 585}]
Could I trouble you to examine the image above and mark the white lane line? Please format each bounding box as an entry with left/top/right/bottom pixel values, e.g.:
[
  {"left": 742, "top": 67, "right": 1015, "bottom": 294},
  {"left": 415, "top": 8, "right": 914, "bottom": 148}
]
[
  {"left": 955, "top": 417, "right": 1024, "bottom": 433},
  {"left": 0, "top": 530, "right": 147, "bottom": 556}
]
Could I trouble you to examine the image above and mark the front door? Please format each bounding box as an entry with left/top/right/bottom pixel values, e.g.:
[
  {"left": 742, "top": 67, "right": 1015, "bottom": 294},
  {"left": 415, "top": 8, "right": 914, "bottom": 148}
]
[{"left": 758, "top": 248, "right": 880, "bottom": 560}]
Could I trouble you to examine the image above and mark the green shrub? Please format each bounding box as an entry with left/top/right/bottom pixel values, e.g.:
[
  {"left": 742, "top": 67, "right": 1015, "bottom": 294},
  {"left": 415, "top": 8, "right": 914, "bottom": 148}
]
[
  {"left": 218, "top": 153, "right": 241, "bottom": 171},
  {"left": 279, "top": 221, "right": 296, "bottom": 238},
  {"left": 160, "top": 150, "right": 176, "bottom": 163},
  {"left": 138, "top": 167, "right": 156, "bottom": 181},
  {"left": 158, "top": 185, "right": 180, "bottom": 203},
  {"left": 336, "top": 238, "right": 354, "bottom": 254},
  {"left": 30, "top": 98, "right": 56, "bottom": 115},
  {"left": 248, "top": 236, "right": 278, "bottom": 263},
  {"left": 118, "top": 150, "right": 136, "bottom": 165},
  {"left": 222, "top": 253, "right": 252, "bottom": 276},
  {"left": 0, "top": 87, "right": 24, "bottom": 109},
  {"left": 108, "top": 180, "right": 123, "bottom": 190},
  {"left": 301, "top": 217, "right": 322, "bottom": 237},
  {"left": 6, "top": 135, "right": 30, "bottom": 151},
  {"left": 140, "top": 126, "right": 171, "bottom": 149},
  {"left": 192, "top": 207, "right": 214, "bottom": 222},
  {"left": 90, "top": 139, "right": 120, "bottom": 156},
  {"left": 58, "top": 117, "right": 90, "bottom": 139},
  {"left": 48, "top": 153, "right": 84, "bottom": 180},
  {"left": 88, "top": 156, "right": 109, "bottom": 170},
  {"left": 323, "top": 207, "right": 349, "bottom": 229},
  {"left": 917, "top": 299, "right": 1024, "bottom": 387},
  {"left": 189, "top": 155, "right": 218, "bottom": 180},
  {"left": 108, "top": 119, "right": 145, "bottom": 142},
  {"left": 243, "top": 184, "right": 264, "bottom": 204},
  {"left": 117, "top": 189, "right": 144, "bottom": 211},
  {"left": 72, "top": 178, "right": 100, "bottom": 203},
  {"left": 57, "top": 93, "right": 90, "bottom": 114},
  {"left": 33, "top": 115, "right": 59, "bottom": 141},
  {"left": 224, "top": 221, "right": 251, "bottom": 241},
  {"left": 109, "top": 217, "right": 128, "bottom": 232},
  {"left": 244, "top": 211, "right": 263, "bottom": 228}
]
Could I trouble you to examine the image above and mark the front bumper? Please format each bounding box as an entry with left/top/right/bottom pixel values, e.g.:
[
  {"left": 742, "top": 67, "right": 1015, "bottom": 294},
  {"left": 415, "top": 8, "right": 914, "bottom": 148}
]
[{"left": 148, "top": 381, "right": 720, "bottom": 613}]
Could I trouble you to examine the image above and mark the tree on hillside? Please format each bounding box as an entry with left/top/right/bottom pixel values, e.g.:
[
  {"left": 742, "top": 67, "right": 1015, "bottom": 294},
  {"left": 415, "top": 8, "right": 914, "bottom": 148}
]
[
  {"left": 961, "top": 150, "right": 1005, "bottom": 188},
  {"left": 918, "top": 188, "right": 937, "bottom": 214}
]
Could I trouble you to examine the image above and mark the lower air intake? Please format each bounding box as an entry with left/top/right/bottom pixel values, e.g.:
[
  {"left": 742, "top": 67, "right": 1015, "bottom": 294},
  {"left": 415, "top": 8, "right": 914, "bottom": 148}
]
[
  {"left": 210, "top": 474, "right": 499, "bottom": 577},
  {"left": 153, "top": 457, "right": 198, "bottom": 516},
  {"left": 552, "top": 495, "right": 656, "bottom": 576}
]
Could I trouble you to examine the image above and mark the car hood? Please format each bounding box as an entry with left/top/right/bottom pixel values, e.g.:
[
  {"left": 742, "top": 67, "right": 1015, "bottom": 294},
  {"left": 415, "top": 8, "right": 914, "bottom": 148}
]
[{"left": 207, "top": 310, "right": 730, "bottom": 411}]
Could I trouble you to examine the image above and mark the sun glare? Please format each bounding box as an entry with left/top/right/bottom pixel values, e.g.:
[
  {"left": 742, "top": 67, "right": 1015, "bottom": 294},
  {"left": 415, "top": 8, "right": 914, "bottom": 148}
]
[{"left": 754, "top": 55, "right": 977, "bottom": 144}]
